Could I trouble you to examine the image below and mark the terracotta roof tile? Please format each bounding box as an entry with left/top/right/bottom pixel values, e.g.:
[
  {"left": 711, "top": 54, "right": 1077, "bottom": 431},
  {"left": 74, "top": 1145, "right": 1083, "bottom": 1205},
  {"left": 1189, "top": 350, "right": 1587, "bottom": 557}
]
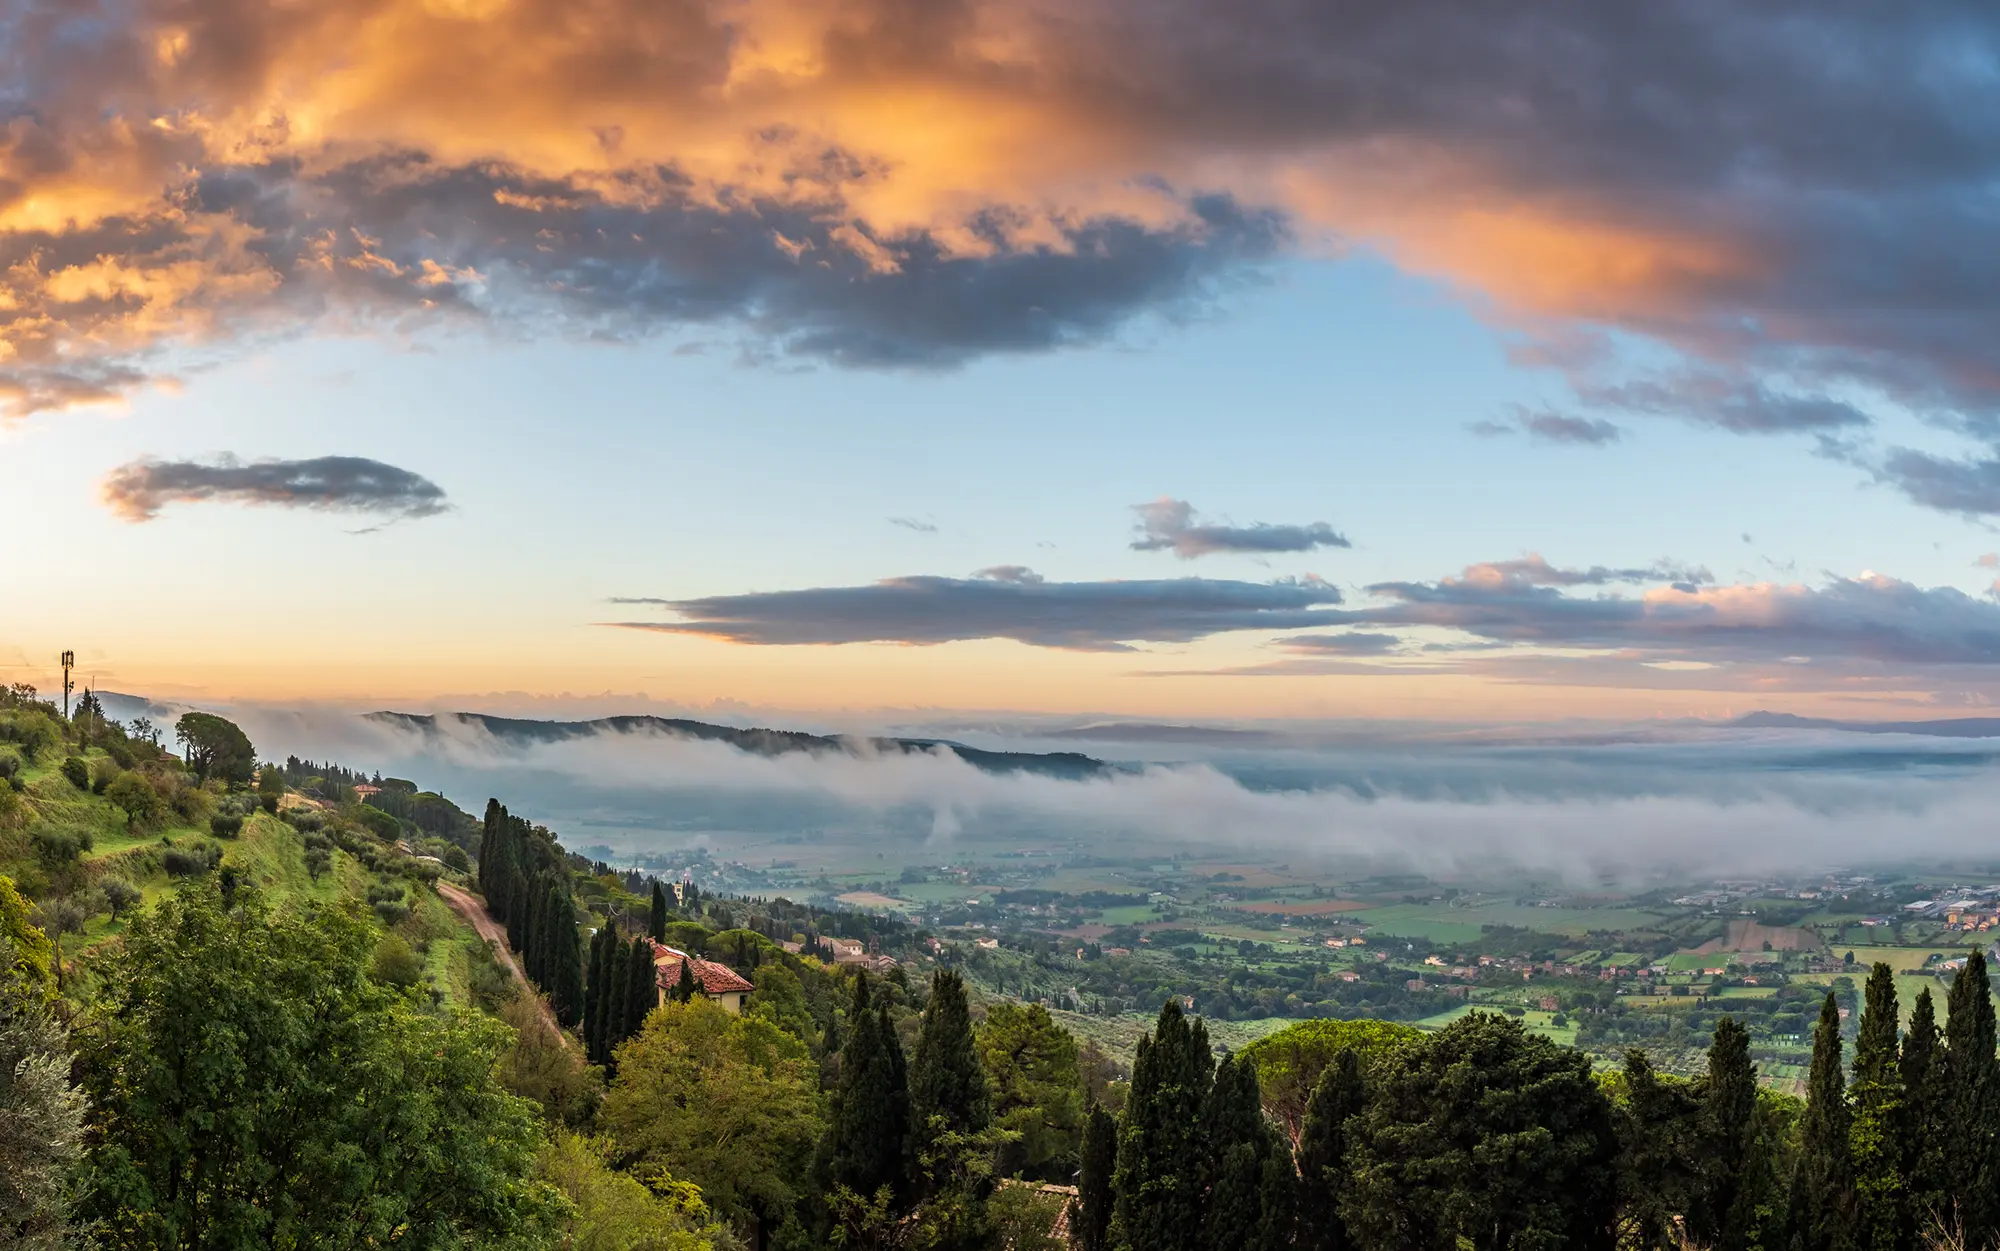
[{"left": 652, "top": 948, "right": 755, "bottom": 996}]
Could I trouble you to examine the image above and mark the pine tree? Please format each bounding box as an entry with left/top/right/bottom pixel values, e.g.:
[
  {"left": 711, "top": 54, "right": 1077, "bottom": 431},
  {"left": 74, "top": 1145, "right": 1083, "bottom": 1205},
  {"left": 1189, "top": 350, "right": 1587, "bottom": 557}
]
[
  {"left": 650, "top": 880, "right": 668, "bottom": 942},
  {"left": 1791, "top": 992, "right": 1852, "bottom": 1251},
  {"left": 1074, "top": 1104, "right": 1117, "bottom": 1251},
  {"left": 1697, "top": 1017, "right": 1760, "bottom": 1251},
  {"left": 1850, "top": 963, "right": 1904, "bottom": 1251},
  {"left": 1901, "top": 987, "right": 1948, "bottom": 1231},
  {"left": 1296, "top": 1046, "right": 1363, "bottom": 1251},
  {"left": 1114, "top": 1000, "right": 1214, "bottom": 1251},
  {"left": 1946, "top": 949, "right": 2000, "bottom": 1244},
  {"left": 910, "top": 970, "right": 990, "bottom": 1162},
  {"left": 824, "top": 974, "right": 913, "bottom": 1204}
]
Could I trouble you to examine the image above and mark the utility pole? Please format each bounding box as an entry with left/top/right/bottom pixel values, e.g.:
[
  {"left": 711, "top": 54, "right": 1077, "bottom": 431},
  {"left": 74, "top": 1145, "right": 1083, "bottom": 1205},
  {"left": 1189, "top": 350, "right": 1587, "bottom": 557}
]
[{"left": 60, "top": 650, "right": 74, "bottom": 719}]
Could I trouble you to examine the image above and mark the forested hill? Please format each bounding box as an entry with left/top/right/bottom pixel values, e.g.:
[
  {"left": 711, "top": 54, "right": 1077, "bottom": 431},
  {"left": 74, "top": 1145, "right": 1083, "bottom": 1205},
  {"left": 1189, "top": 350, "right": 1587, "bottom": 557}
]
[{"left": 368, "top": 710, "right": 1111, "bottom": 779}]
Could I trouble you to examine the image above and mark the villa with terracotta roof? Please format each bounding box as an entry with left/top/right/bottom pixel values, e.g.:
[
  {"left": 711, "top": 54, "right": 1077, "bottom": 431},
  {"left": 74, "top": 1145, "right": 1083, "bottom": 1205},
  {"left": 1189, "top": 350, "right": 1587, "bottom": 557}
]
[{"left": 647, "top": 941, "right": 756, "bottom": 1014}]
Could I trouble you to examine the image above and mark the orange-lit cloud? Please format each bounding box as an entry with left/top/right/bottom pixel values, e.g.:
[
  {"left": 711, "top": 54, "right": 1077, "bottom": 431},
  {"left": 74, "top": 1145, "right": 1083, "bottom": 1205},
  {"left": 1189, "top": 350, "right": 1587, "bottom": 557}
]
[{"left": 6, "top": 0, "right": 2000, "bottom": 519}]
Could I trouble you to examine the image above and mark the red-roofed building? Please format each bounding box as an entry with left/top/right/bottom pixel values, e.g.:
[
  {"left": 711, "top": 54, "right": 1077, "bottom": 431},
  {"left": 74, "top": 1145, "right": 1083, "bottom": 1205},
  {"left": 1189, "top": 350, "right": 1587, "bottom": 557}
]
[{"left": 648, "top": 942, "right": 755, "bottom": 1014}]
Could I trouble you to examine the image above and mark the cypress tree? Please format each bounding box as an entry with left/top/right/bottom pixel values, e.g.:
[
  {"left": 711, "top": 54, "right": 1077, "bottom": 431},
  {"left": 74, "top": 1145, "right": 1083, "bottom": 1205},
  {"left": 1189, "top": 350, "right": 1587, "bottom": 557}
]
[
  {"left": 1791, "top": 992, "right": 1852, "bottom": 1251},
  {"left": 582, "top": 927, "right": 606, "bottom": 1058},
  {"left": 1697, "top": 1017, "right": 1760, "bottom": 1251},
  {"left": 1203, "top": 1053, "right": 1272, "bottom": 1251},
  {"left": 552, "top": 899, "right": 583, "bottom": 1027},
  {"left": 1850, "top": 963, "right": 1903, "bottom": 1251},
  {"left": 1074, "top": 1104, "right": 1117, "bottom": 1251},
  {"left": 910, "top": 970, "right": 990, "bottom": 1161},
  {"left": 825, "top": 974, "right": 914, "bottom": 1203},
  {"left": 1296, "top": 1047, "right": 1364, "bottom": 1251},
  {"left": 623, "top": 936, "right": 657, "bottom": 1040},
  {"left": 598, "top": 934, "right": 629, "bottom": 1062},
  {"left": 1901, "top": 987, "right": 1948, "bottom": 1231},
  {"left": 650, "top": 880, "right": 668, "bottom": 941},
  {"left": 1256, "top": 1144, "right": 1300, "bottom": 1251},
  {"left": 1114, "top": 1000, "right": 1214, "bottom": 1251},
  {"left": 671, "top": 956, "right": 697, "bottom": 1004},
  {"left": 1947, "top": 949, "right": 2000, "bottom": 1245},
  {"left": 525, "top": 879, "right": 549, "bottom": 985}
]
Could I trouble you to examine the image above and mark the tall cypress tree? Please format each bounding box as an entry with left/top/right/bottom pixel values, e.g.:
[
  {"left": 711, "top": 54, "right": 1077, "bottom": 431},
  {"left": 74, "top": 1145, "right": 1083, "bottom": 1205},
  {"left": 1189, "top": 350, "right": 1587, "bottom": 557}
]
[
  {"left": 1114, "top": 1000, "right": 1214, "bottom": 1251},
  {"left": 670, "top": 957, "right": 697, "bottom": 1004},
  {"left": 1296, "top": 1047, "right": 1364, "bottom": 1251},
  {"left": 1791, "top": 992, "right": 1852, "bottom": 1251},
  {"left": 1696, "top": 1017, "right": 1760, "bottom": 1251},
  {"left": 550, "top": 892, "right": 583, "bottom": 1028},
  {"left": 623, "top": 936, "right": 657, "bottom": 1040},
  {"left": 1901, "top": 986, "right": 1948, "bottom": 1231},
  {"left": 1947, "top": 948, "right": 2000, "bottom": 1244},
  {"left": 1203, "top": 1053, "right": 1273, "bottom": 1251},
  {"left": 597, "top": 934, "right": 629, "bottom": 1063},
  {"left": 1850, "top": 963, "right": 1904, "bottom": 1251},
  {"left": 650, "top": 880, "right": 668, "bottom": 942},
  {"left": 582, "top": 927, "right": 604, "bottom": 1058},
  {"left": 825, "top": 974, "right": 913, "bottom": 1203},
  {"left": 909, "top": 970, "right": 990, "bottom": 1162},
  {"left": 1074, "top": 1104, "right": 1117, "bottom": 1251}
]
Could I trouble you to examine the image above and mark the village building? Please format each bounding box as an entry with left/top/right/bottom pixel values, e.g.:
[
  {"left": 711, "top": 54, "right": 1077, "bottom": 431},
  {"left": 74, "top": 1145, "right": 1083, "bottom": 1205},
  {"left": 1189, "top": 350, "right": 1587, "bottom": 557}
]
[{"left": 648, "top": 942, "right": 755, "bottom": 1014}]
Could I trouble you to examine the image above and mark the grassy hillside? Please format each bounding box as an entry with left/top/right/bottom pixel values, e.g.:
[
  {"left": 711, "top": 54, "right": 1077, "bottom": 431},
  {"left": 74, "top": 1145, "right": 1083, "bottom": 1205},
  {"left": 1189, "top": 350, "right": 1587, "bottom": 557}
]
[{"left": 0, "top": 737, "right": 493, "bottom": 1009}]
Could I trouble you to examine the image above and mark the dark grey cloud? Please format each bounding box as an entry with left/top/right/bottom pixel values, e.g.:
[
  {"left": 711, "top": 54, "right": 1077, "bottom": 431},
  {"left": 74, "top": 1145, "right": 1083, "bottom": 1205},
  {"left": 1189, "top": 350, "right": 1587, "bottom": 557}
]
[
  {"left": 1457, "top": 555, "right": 1713, "bottom": 591},
  {"left": 100, "top": 455, "right": 449, "bottom": 523},
  {"left": 1276, "top": 632, "right": 1403, "bottom": 656},
  {"left": 1472, "top": 408, "right": 1623, "bottom": 446},
  {"left": 1314, "top": 567, "right": 2000, "bottom": 669},
  {"left": 1130, "top": 497, "right": 1349, "bottom": 559},
  {"left": 889, "top": 517, "right": 939, "bottom": 534},
  {"left": 607, "top": 573, "right": 1344, "bottom": 651},
  {"left": 1873, "top": 449, "right": 2000, "bottom": 517}
]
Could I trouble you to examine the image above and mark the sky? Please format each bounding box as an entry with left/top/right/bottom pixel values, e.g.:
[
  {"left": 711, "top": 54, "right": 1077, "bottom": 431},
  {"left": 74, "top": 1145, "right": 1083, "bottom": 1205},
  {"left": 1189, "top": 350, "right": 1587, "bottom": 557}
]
[{"left": 8, "top": 0, "right": 2000, "bottom": 724}]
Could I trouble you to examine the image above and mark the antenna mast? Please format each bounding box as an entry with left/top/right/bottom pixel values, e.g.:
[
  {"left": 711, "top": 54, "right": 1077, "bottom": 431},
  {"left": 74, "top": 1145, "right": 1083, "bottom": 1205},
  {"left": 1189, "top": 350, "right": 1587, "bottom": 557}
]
[{"left": 60, "top": 651, "right": 74, "bottom": 719}]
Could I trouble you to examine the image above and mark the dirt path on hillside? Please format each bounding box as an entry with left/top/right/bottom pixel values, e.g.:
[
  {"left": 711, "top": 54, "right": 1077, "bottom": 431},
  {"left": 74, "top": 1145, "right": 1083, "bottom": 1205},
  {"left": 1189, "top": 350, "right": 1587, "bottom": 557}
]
[{"left": 435, "top": 881, "right": 569, "bottom": 1045}]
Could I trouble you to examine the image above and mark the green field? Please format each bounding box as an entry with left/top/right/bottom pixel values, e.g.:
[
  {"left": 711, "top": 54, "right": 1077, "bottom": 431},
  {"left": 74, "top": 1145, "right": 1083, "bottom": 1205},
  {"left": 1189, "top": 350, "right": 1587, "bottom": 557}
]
[{"left": 1346, "top": 901, "right": 1673, "bottom": 944}]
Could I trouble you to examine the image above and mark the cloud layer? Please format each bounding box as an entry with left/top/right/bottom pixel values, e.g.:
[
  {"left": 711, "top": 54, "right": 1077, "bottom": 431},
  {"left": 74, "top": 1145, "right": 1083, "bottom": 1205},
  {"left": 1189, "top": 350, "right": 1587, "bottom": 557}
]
[
  {"left": 607, "top": 571, "right": 1344, "bottom": 650},
  {"left": 100, "top": 454, "right": 449, "bottom": 522},
  {"left": 7, "top": 0, "right": 2000, "bottom": 513},
  {"left": 1129, "top": 497, "right": 1349, "bottom": 559}
]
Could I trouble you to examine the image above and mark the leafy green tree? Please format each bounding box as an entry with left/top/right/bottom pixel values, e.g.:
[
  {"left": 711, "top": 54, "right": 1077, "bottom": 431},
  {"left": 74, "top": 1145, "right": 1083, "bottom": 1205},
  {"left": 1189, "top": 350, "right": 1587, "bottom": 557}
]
[
  {"left": 104, "top": 771, "right": 162, "bottom": 831},
  {"left": 535, "top": 1130, "right": 741, "bottom": 1251},
  {"left": 1344, "top": 1012, "right": 1618, "bottom": 1251},
  {"left": 823, "top": 974, "right": 913, "bottom": 1207},
  {"left": 977, "top": 1001, "right": 1086, "bottom": 1180},
  {"left": 910, "top": 969, "right": 990, "bottom": 1167},
  {"left": 78, "top": 883, "right": 558, "bottom": 1248},
  {"left": 1946, "top": 949, "right": 2000, "bottom": 1246},
  {"left": 601, "top": 998, "right": 825, "bottom": 1238},
  {"left": 1900, "top": 987, "right": 1948, "bottom": 1230},
  {"left": 369, "top": 932, "right": 424, "bottom": 988},
  {"left": 1790, "top": 992, "right": 1853, "bottom": 1251},
  {"left": 171, "top": 712, "right": 255, "bottom": 784},
  {"left": 494, "top": 988, "right": 602, "bottom": 1129},
  {"left": 746, "top": 961, "right": 819, "bottom": 1048},
  {"left": 1, "top": 923, "right": 86, "bottom": 1251},
  {"left": 1114, "top": 1000, "right": 1213, "bottom": 1251},
  {"left": 1296, "top": 1046, "right": 1364, "bottom": 1251},
  {"left": 1073, "top": 1104, "right": 1117, "bottom": 1251},
  {"left": 1849, "top": 963, "right": 1904, "bottom": 1251}
]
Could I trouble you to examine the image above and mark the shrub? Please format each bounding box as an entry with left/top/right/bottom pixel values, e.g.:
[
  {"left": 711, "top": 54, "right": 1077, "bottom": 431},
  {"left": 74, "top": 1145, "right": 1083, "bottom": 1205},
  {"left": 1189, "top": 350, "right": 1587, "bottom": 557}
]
[
  {"left": 210, "top": 812, "right": 244, "bottom": 838},
  {"left": 162, "top": 841, "right": 223, "bottom": 877},
  {"left": 0, "top": 708, "right": 62, "bottom": 760},
  {"left": 59, "top": 757, "right": 89, "bottom": 790},
  {"left": 260, "top": 793, "right": 278, "bottom": 814},
  {"left": 90, "top": 758, "right": 120, "bottom": 794},
  {"left": 0, "top": 751, "right": 19, "bottom": 784},
  {"left": 370, "top": 934, "right": 425, "bottom": 988},
  {"left": 287, "top": 810, "right": 326, "bottom": 834},
  {"left": 304, "top": 848, "right": 332, "bottom": 882},
  {"left": 32, "top": 826, "right": 92, "bottom": 869}
]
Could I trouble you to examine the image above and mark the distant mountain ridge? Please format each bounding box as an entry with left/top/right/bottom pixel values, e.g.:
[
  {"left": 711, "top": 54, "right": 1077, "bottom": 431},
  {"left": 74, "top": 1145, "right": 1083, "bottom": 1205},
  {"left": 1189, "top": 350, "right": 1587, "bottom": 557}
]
[
  {"left": 1731, "top": 711, "right": 2000, "bottom": 738},
  {"left": 367, "top": 711, "right": 1110, "bottom": 779}
]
